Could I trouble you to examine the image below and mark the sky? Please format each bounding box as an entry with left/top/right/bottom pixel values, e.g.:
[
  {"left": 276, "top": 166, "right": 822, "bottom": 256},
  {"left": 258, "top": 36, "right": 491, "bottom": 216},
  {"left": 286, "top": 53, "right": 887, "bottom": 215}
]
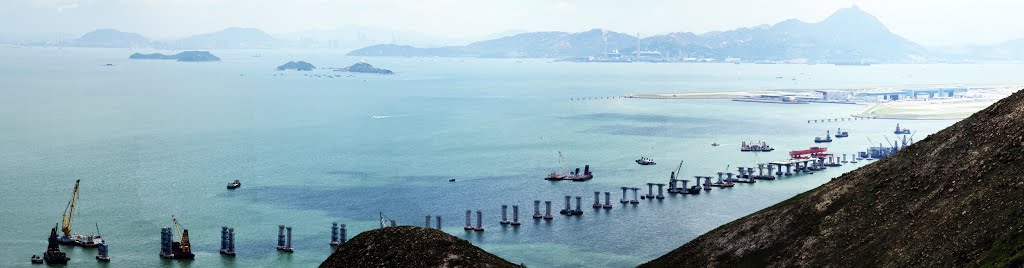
[{"left": 3, "top": 0, "right": 1024, "bottom": 47}]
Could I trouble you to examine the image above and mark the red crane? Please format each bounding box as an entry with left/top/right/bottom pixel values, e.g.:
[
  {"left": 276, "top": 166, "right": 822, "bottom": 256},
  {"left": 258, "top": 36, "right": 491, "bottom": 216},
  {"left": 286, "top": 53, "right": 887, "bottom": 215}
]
[{"left": 789, "top": 147, "right": 830, "bottom": 159}]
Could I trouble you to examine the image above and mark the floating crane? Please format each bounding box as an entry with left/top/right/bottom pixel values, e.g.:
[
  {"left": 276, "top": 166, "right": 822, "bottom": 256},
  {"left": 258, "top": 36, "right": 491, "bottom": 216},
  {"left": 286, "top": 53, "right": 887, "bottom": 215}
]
[
  {"left": 57, "top": 180, "right": 80, "bottom": 245},
  {"left": 160, "top": 215, "right": 194, "bottom": 259}
]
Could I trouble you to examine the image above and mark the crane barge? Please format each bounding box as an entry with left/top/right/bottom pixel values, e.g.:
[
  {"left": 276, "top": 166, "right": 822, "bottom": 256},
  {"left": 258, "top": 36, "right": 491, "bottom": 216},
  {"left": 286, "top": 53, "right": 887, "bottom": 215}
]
[
  {"left": 55, "top": 179, "right": 104, "bottom": 247},
  {"left": 159, "top": 215, "right": 194, "bottom": 260}
]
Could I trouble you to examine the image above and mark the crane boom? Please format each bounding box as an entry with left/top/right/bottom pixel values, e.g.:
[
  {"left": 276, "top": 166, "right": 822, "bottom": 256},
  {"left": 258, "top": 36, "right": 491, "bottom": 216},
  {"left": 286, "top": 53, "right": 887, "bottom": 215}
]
[
  {"left": 558, "top": 151, "right": 570, "bottom": 172},
  {"left": 172, "top": 215, "right": 183, "bottom": 241},
  {"left": 60, "top": 179, "right": 81, "bottom": 237},
  {"left": 674, "top": 160, "right": 684, "bottom": 179}
]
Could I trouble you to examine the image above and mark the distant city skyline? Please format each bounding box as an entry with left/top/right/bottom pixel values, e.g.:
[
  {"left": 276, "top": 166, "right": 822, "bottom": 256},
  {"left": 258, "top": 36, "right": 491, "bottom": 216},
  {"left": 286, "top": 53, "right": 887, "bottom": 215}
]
[{"left": 3, "top": 0, "right": 1023, "bottom": 47}]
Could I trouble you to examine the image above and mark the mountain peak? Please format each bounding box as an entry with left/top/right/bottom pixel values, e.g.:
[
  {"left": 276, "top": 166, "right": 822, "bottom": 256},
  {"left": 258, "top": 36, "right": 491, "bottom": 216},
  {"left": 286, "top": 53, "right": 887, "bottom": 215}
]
[{"left": 821, "top": 5, "right": 884, "bottom": 27}]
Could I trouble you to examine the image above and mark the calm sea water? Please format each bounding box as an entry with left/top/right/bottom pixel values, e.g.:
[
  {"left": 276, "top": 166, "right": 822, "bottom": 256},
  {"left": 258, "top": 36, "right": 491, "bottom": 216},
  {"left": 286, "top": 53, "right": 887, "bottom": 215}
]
[{"left": 0, "top": 47, "right": 1021, "bottom": 267}]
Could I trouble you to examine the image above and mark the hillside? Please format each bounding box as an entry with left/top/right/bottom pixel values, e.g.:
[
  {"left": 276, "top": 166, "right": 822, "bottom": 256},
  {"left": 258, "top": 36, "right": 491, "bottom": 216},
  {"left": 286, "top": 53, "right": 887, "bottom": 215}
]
[
  {"left": 160, "top": 27, "right": 282, "bottom": 49},
  {"left": 320, "top": 226, "right": 521, "bottom": 268},
  {"left": 347, "top": 7, "right": 925, "bottom": 62},
  {"left": 642, "top": 89, "right": 1024, "bottom": 267},
  {"left": 70, "top": 29, "right": 150, "bottom": 48}
]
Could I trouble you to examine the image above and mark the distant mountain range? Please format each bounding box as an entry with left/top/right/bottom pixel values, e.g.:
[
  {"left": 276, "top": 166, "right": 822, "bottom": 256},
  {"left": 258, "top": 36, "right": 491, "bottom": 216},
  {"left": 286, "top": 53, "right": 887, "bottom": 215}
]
[
  {"left": 46, "top": 6, "right": 1024, "bottom": 62},
  {"left": 64, "top": 27, "right": 283, "bottom": 49},
  {"left": 348, "top": 6, "right": 927, "bottom": 63}
]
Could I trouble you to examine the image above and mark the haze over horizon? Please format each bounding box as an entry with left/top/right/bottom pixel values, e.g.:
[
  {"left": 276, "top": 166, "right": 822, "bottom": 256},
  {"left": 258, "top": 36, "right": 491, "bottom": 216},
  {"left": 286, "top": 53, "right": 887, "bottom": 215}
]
[{"left": 4, "top": 0, "right": 1024, "bottom": 47}]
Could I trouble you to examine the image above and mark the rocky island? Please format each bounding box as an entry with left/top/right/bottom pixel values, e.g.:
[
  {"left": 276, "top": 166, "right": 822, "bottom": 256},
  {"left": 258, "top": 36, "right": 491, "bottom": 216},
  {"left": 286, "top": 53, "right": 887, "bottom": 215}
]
[
  {"left": 128, "top": 51, "right": 220, "bottom": 62},
  {"left": 276, "top": 61, "right": 316, "bottom": 71},
  {"left": 336, "top": 62, "right": 393, "bottom": 75},
  {"left": 320, "top": 226, "right": 520, "bottom": 268}
]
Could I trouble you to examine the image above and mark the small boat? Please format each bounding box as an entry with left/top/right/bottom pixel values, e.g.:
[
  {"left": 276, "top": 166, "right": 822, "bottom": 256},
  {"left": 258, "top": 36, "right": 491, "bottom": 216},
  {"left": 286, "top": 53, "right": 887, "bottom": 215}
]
[
  {"left": 834, "top": 128, "right": 849, "bottom": 138},
  {"left": 448, "top": 179, "right": 456, "bottom": 182},
  {"left": 635, "top": 157, "right": 656, "bottom": 165},
  {"left": 95, "top": 242, "right": 110, "bottom": 262},
  {"left": 31, "top": 255, "right": 43, "bottom": 264},
  {"left": 544, "top": 172, "right": 567, "bottom": 181},
  {"left": 227, "top": 180, "right": 241, "bottom": 189},
  {"left": 711, "top": 181, "right": 736, "bottom": 188},
  {"left": 711, "top": 142, "right": 720, "bottom": 147},
  {"left": 814, "top": 130, "right": 833, "bottom": 143}
]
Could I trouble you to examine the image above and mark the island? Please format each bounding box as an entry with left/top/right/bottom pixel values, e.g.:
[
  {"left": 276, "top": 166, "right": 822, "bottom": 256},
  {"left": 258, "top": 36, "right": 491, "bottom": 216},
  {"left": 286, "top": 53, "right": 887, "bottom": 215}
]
[
  {"left": 276, "top": 61, "right": 316, "bottom": 71},
  {"left": 128, "top": 51, "right": 220, "bottom": 62},
  {"left": 336, "top": 62, "right": 393, "bottom": 75}
]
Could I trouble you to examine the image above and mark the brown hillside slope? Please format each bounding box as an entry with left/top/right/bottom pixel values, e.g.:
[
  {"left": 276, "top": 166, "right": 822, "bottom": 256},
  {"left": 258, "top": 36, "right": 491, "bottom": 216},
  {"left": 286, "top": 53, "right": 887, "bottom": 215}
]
[
  {"left": 643, "top": 89, "right": 1024, "bottom": 268},
  {"left": 320, "top": 226, "right": 521, "bottom": 268}
]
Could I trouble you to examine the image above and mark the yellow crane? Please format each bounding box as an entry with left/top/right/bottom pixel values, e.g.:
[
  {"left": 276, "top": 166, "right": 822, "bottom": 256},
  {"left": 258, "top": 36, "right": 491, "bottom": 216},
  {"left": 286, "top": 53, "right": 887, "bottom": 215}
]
[
  {"left": 60, "top": 179, "right": 81, "bottom": 238},
  {"left": 172, "top": 215, "right": 191, "bottom": 253}
]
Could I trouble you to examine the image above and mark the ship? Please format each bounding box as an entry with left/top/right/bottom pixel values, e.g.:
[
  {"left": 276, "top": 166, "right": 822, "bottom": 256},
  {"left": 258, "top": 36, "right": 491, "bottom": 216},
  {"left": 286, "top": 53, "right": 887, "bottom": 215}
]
[
  {"left": 227, "top": 180, "right": 241, "bottom": 189},
  {"left": 43, "top": 226, "right": 70, "bottom": 264},
  {"left": 814, "top": 130, "right": 833, "bottom": 143},
  {"left": 894, "top": 123, "right": 911, "bottom": 134},
  {"left": 740, "top": 141, "right": 774, "bottom": 152},
  {"left": 544, "top": 151, "right": 592, "bottom": 181},
  {"left": 55, "top": 179, "right": 104, "bottom": 247},
  {"left": 635, "top": 157, "right": 656, "bottom": 165},
  {"left": 834, "top": 128, "right": 849, "bottom": 138}
]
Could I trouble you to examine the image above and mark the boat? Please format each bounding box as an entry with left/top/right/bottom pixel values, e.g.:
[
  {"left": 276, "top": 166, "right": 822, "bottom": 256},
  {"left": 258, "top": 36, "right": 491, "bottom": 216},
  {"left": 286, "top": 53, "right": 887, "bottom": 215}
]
[
  {"left": 545, "top": 151, "right": 592, "bottom": 181},
  {"left": 448, "top": 179, "right": 456, "bottom": 182},
  {"left": 814, "top": 130, "right": 833, "bottom": 143},
  {"left": 95, "top": 242, "right": 110, "bottom": 262},
  {"left": 635, "top": 157, "right": 656, "bottom": 165},
  {"left": 31, "top": 255, "right": 43, "bottom": 264},
  {"left": 711, "top": 142, "right": 720, "bottom": 147},
  {"left": 43, "top": 226, "right": 70, "bottom": 264},
  {"left": 227, "top": 180, "right": 241, "bottom": 189},
  {"left": 740, "top": 141, "right": 774, "bottom": 152},
  {"left": 710, "top": 181, "right": 735, "bottom": 188},
  {"left": 834, "top": 128, "right": 849, "bottom": 138},
  {"left": 894, "top": 123, "right": 911, "bottom": 134}
]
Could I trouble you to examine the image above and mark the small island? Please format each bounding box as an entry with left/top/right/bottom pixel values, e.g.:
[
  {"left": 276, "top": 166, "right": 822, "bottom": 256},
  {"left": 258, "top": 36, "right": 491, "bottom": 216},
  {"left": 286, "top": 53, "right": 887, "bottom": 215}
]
[
  {"left": 129, "top": 51, "right": 220, "bottom": 62},
  {"left": 336, "top": 62, "right": 393, "bottom": 75},
  {"left": 276, "top": 61, "right": 315, "bottom": 71}
]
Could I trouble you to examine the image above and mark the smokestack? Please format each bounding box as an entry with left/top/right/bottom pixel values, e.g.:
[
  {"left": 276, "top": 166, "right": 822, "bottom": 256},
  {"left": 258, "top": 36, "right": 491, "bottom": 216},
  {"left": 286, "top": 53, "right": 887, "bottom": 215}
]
[{"left": 584, "top": 165, "right": 590, "bottom": 175}]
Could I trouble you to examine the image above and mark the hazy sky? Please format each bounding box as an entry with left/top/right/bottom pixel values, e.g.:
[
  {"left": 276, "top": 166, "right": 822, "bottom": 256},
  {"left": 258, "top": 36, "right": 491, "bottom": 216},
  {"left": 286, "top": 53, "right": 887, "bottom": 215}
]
[{"left": 4, "top": 0, "right": 1024, "bottom": 46}]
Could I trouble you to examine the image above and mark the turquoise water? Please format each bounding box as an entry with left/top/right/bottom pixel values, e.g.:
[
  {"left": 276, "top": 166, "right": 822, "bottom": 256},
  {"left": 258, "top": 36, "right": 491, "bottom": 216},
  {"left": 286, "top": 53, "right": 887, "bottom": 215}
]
[{"left": 0, "top": 47, "right": 1020, "bottom": 267}]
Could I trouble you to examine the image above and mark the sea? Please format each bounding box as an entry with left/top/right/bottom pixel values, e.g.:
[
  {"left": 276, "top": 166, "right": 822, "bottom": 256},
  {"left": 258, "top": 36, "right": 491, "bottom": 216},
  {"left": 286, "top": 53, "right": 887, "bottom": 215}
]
[{"left": 1, "top": 47, "right": 1021, "bottom": 267}]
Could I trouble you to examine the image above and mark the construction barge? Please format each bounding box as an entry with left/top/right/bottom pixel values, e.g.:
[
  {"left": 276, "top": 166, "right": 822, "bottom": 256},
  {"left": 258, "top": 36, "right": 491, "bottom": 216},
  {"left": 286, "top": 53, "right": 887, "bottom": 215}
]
[
  {"left": 544, "top": 151, "right": 593, "bottom": 181},
  {"left": 740, "top": 141, "right": 774, "bottom": 152}
]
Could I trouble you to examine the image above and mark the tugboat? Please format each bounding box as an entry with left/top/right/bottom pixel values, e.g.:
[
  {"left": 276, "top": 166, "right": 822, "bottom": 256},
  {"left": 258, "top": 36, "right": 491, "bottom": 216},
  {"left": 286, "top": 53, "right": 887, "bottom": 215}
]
[
  {"left": 226, "top": 180, "right": 241, "bottom": 189},
  {"left": 894, "top": 123, "right": 911, "bottom": 134},
  {"left": 43, "top": 226, "right": 70, "bottom": 264},
  {"left": 814, "top": 130, "right": 833, "bottom": 143},
  {"left": 834, "top": 128, "right": 849, "bottom": 138},
  {"left": 95, "top": 242, "right": 111, "bottom": 262},
  {"left": 635, "top": 157, "right": 656, "bottom": 165}
]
